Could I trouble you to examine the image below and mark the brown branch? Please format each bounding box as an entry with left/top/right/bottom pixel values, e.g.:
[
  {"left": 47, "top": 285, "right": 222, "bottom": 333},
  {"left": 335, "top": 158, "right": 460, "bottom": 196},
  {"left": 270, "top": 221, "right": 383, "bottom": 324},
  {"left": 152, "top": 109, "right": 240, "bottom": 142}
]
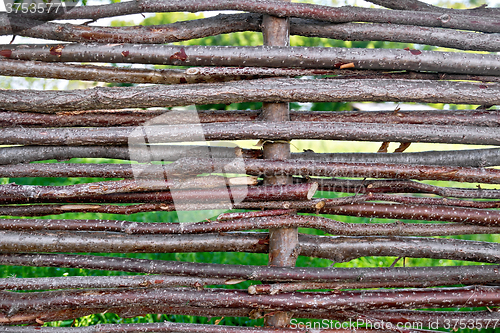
[
  {"left": 249, "top": 278, "right": 489, "bottom": 294},
  {"left": 3, "top": 109, "right": 500, "bottom": 127},
  {"left": 203, "top": 158, "right": 500, "bottom": 184},
  {"left": 4, "top": 13, "right": 261, "bottom": 44},
  {"left": 0, "top": 59, "right": 262, "bottom": 85},
  {"left": 1, "top": 253, "right": 499, "bottom": 284},
  {"left": 12, "top": 0, "right": 500, "bottom": 33},
  {"left": 192, "top": 68, "right": 500, "bottom": 83},
  {"left": 366, "top": 0, "right": 500, "bottom": 17},
  {"left": 1, "top": 285, "right": 499, "bottom": 318},
  {"left": 356, "top": 309, "right": 500, "bottom": 329},
  {"left": 320, "top": 202, "right": 500, "bottom": 226},
  {"left": 5, "top": 13, "right": 500, "bottom": 52},
  {"left": 0, "top": 275, "right": 226, "bottom": 292},
  {"left": 298, "top": 148, "right": 500, "bottom": 168},
  {"left": 0, "top": 163, "right": 138, "bottom": 178},
  {"left": 2, "top": 216, "right": 500, "bottom": 236},
  {"left": 0, "top": 109, "right": 261, "bottom": 128},
  {"left": 0, "top": 201, "right": 326, "bottom": 217},
  {"left": 0, "top": 176, "right": 256, "bottom": 201},
  {"left": 216, "top": 209, "right": 294, "bottom": 221},
  {"left": 2, "top": 230, "right": 499, "bottom": 262},
  {"left": 4, "top": 109, "right": 500, "bottom": 128},
  {"left": 0, "top": 320, "right": 405, "bottom": 333},
  {"left": 365, "top": 193, "right": 500, "bottom": 209},
  {"left": 291, "top": 20, "right": 500, "bottom": 52},
  {"left": 2, "top": 304, "right": 499, "bottom": 329},
  {"left": 0, "top": 183, "right": 317, "bottom": 205},
  {"left": 3, "top": 44, "right": 500, "bottom": 77},
  {"left": 3, "top": 121, "right": 500, "bottom": 146},
  {"left": 308, "top": 178, "right": 500, "bottom": 199},
  {"left": 2, "top": 159, "right": 500, "bottom": 185},
  {"left": 3, "top": 145, "right": 500, "bottom": 168},
  {"left": 0, "top": 144, "right": 262, "bottom": 165},
  {"left": 0, "top": 306, "right": 254, "bottom": 326}
]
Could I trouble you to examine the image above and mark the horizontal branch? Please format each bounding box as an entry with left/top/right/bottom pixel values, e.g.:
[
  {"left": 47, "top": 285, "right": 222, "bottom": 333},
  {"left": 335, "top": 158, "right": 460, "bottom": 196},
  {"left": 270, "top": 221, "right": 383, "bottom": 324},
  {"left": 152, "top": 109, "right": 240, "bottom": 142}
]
[
  {"left": 4, "top": 13, "right": 261, "bottom": 45},
  {"left": 0, "top": 110, "right": 174, "bottom": 128},
  {"left": 299, "top": 148, "right": 500, "bottom": 168},
  {"left": 249, "top": 277, "right": 500, "bottom": 293},
  {"left": 192, "top": 158, "right": 500, "bottom": 184},
  {"left": 0, "top": 59, "right": 260, "bottom": 85},
  {"left": 0, "top": 231, "right": 267, "bottom": 256},
  {"left": 3, "top": 121, "right": 500, "bottom": 146},
  {"left": 0, "top": 176, "right": 258, "bottom": 201},
  {"left": 357, "top": 309, "right": 500, "bottom": 329},
  {"left": 366, "top": 0, "right": 500, "bottom": 17},
  {"left": 320, "top": 202, "right": 500, "bottom": 226},
  {"left": 309, "top": 178, "right": 500, "bottom": 199},
  {"left": 2, "top": 159, "right": 500, "bottom": 184},
  {"left": 0, "top": 183, "right": 317, "bottom": 205},
  {"left": 2, "top": 79, "right": 500, "bottom": 114},
  {"left": 0, "top": 144, "right": 262, "bottom": 165},
  {"left": 3, "top": 44, "right": 500, "bottom": 77},
  {"left": 192, "top": 67, "right": 500, "bottom": 83},
  {"left": 292, "top": 20, "right": 500, "bottom": 52},
  {"left": 2, "top": 216, "right": 500, "bottom": 236},
  {"left": 0, "top": 200, "right": 324, "bottom": 216},
  {"left": 0, "top": 275, "right": 226, "bottom": 291},
  {"left": 0, "top": 321, "right": 409, "bottom": 333},
  {"left": 0, "top": 79, "right": 500, "bottom": 113},
  {"left": 2, "top": 305, "right": 499, "bottom": 328},
  {"left": 11, "top": 0, "right": 500, "bottom": 33},
  {"left": 0, "top": 163, "right": 135, "bottom": 178},
  {"left": 0, "top": 306, "right": 255, "bottom": 327},
  {"left": 5, "top": 13, "right": 500, "bottom": 52},
  {"left": 1, "top": 231, "right": 498, "bottom": 264},
  {"left": 364, "top": 193, "right": 500, "bottom": 209},
  {"left": 3, "top": 145, "right": 500, "bottom": 168},
  {"left": 2, "top": 109, "right": 500, "bottom": 128},
  {"left": 1, "top": 253, "right": 498, "bottom": 284},
  {"left": 1, "top": 285, "right": 499, "bottom": 317}
]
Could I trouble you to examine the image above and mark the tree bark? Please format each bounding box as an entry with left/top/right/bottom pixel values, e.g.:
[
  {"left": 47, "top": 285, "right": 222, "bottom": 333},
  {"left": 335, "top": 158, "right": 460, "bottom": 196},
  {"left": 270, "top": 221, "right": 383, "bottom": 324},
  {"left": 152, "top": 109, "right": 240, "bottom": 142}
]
[
  {"left": 3, "top": 122, "right": 500, "bottom": 146},
  {"left": 1, "top": 253, "right": 499, "bottom": 284},
  {"left": 1, "top": 285, "right": 499, "bottom": 317},
  {"left": 3, "top": 44, "right": 500, "bottom": 76},
  {"left": 10, "top": 0, "right": 500, "bottom": 33},
  {"left": 2, "top": 216, "right": 499, "bottom": 237}
]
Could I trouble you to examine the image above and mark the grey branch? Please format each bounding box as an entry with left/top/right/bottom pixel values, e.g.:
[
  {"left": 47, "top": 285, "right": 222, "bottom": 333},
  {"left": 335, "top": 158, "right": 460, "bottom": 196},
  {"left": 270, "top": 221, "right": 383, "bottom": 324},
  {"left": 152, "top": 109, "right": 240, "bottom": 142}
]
[
  {"left": 2, "top": 109, "right": 500, "bottom": 128},
  {"left": 366, "top": 0, "right": 500, "bottom": 17},
  {"left": 2, "top": 216, "right": 499, "bottom": 237},
  {"left": 2, "top": 121, "right": 500, "bottom": 146},
  {"left": 3, "top": 44, "right": 500, "bottom": 76},
  {"left": 1, "top": 159, "right": 499, "bottom": 184},
  {"left": 2, "top": 146, "right": 500, "bottom": 168},
  {"left": 1, "top": 79, "right": 498, "bottom": 114},
  {"left": 9, "top": 0, "right": 500, "bottom": 33},
  {"left": 4, "top": 13, "right": 500, "bottom": 52},
  {"left": 0, "top": 59, "right": 261, "bottom": 85},
  {"left": 0, "top": 275, "right": 226, "bottom": 291},
  {"left": 2, "top": 252, "right": 499, "bottom": 284},
  {"left": 2, "top": 231, "right": 499, "bottom": 264}
]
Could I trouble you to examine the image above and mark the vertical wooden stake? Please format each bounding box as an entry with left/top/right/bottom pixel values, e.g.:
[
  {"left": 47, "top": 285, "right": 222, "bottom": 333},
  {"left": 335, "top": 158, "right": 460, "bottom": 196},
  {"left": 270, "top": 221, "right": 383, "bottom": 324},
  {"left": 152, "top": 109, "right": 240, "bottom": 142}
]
[{"left": 261, "top": 0, "right": 299, "bottom": 327}]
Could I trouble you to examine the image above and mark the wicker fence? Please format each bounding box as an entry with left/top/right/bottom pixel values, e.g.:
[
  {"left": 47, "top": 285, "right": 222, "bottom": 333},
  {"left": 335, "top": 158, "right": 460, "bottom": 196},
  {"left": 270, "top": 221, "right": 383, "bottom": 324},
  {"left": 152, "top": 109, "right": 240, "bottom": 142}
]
[{"left": 1, "top": 0, "right": 500, "bottom": 332}]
